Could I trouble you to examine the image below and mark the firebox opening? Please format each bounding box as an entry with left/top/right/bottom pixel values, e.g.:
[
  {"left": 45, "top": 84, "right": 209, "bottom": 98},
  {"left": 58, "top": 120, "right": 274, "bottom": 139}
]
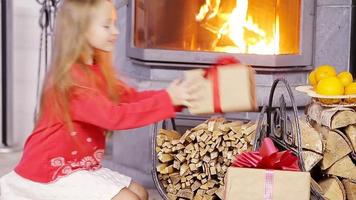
[{"left": 134, "top": 0, "right": 301, "bottom": 55}]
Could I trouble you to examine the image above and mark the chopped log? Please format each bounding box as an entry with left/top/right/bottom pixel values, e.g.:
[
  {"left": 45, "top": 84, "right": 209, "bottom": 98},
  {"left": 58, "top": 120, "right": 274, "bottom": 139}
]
[
  {"left": 307, "top": 103, "right": 356, "bottom": 129},
  {"left": 326, "top": 156, "right": 356, "bottom": 180},
  {"left": 170, "top": 173, "right": 181, "bottom": 185},
  {"left": 189, "top": 163, "right": 198, "bottom": 171},
  {"left": 173, "top": 160, "right": 181, "bottom": 170},
  {"left": 210, "top": 151, "right": 218, "bottom": 160},
  {"left": 207, "top": 120, "right": 216, "bottom": 132},
  {"left": 188, "top": 133, "right": 196, "bottom": 142},
  {"left": 166, "top": 185, "right": 177, "bottom": 195},
  {"left": 157, "top": 164, "right": 168, "bottom": 173},
  {"left": 176, "top": 153, "right": 186, "bottom": 163},
  {"left": 176, "top": 189, "right": 194, "bottom": 200},
  {"left": 330, "top": 110, "right": 356, "bottom": 129},
  {"left": 159, "top": 129, "right": 181, "bottom": 140},
  {"left": 321, "top": 130, "right": 352, "bottom": 170},
  {"left": 302, "top": 150, "right": 323, "bottom": 171},
  {"left": 319, "top": 177, "right": 346, "bottom": 200},
  {"left": 310, "top": 178, "right": 325, "bottom": 197},
  {"left": 160, "top": 165, "right": 174, "bottom": 174},
  {"left": 192, "top": 123, "right": 208, "bottom": 131},
  {"left": 215, "top": 186, "right": 225, "bottom": 200},
  {"left": 242, "top": 123, "right": 257, "bottom": 136},
  {"left": 299, "top": 119, "right": 324, "bottom": 154},
  {"left": 191, "top": 181, "right": 202, "bottom": 192},
  {"left": 309, "top": 119, "right": 331, "bottom": 140},
  {"left": 345, "top": 125, "right": 356, "bottom": 151},
  {"left": 185, "top": 144, "right": 195, "bottom": 153},
  {"left": 206, "top": 188, "right": 218, "bottom": 196},
  {"left": 157, "top": 135, "right": 166, "bottom": 147},
  {"left": 224, "top": 120, "right": 244, "bottom": 128},
  {"left": 196, "top": 189, "right": 206, "bottom": 196},
  {"left": 167, "top": 193, "right": 177, "bottom": 200},
  {"left": 180, "top": 164, "right": 189, "bottom": 176},
  {"left": 200, "top": 133, "right": 209, "bottom": 142},
  {"left": 342, "top": 179, "right": 356, "bottom": 200},
  {"left": 171, "top": 139, "right": 181, "bottom": 145},
  {"left": 193, "top": 195, "right": 203, "bottom": 200},
  {"left": 158, "top": 153, "right": 174, "bottom": 163},
  {"left": 156, "top": 118, "right": 256, "bottom": 200}
]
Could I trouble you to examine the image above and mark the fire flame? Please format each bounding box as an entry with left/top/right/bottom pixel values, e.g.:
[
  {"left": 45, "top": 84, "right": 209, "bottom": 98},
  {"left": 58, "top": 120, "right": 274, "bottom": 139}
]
[{"left": 196, "top": 0, "right": 280, "bottom": 55}]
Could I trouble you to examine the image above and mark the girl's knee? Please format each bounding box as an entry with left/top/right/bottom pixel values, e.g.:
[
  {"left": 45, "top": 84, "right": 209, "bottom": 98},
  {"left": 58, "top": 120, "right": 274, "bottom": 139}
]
[
  {"left": 111, "top": 188, "right": 140, "bottom": 200},
  {"left": 128, "top": 182, "right": 148, "bottom": 200}
]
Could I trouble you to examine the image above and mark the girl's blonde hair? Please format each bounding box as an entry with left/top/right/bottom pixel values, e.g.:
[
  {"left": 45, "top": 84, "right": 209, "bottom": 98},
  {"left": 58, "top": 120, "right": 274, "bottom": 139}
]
[{"left": 39, "top": 0, "right": 124, "bottom": 129}]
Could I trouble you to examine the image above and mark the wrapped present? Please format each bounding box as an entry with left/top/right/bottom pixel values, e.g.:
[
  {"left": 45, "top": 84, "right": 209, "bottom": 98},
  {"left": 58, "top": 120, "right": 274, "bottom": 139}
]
[
  {"left": 185, "top": 57, "right": 257, "bottom": 115},
  {"left": 225, "top": 138, "right": 311, "bottom": 200}
]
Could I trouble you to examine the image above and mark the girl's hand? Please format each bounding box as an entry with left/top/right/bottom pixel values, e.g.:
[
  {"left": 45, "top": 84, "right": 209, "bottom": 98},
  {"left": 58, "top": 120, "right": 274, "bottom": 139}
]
[
  {"left": 185, "top": 77, "right": 206, "bottom": 109},
  {"left": 166, "top": 78, "right": 206, "bottom": 107},
  {"left": 166, "top": 79, "right": 190, "bottom": 106}
]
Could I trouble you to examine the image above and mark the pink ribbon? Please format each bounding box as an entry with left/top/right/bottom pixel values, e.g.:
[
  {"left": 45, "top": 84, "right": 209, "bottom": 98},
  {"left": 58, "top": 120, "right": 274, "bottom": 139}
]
[{"left": 264, "top": 170, "right": 274, "bottom": 200}]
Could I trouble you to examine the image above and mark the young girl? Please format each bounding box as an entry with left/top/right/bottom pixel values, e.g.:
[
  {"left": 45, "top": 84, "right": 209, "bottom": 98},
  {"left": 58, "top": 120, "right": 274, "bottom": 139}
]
[{"left": 0, "top": 0, "right": 201, "bottom": 199}]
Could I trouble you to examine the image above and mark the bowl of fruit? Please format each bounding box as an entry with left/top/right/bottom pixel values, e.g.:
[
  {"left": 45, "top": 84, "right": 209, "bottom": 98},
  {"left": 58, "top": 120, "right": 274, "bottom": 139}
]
[{"left": 296, "top": 65, "right": 356, "bottom": 106}]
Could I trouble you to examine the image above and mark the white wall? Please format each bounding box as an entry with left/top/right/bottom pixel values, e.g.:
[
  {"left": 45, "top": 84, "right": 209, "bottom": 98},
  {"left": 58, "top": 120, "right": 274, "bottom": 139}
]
[{"left": 12, "top": 0, "right": 41, "bottom": 145}]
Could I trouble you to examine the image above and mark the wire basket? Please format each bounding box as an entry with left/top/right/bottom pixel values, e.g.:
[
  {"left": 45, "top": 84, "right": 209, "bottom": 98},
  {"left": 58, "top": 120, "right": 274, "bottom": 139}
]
[{"left": 253, "top": 78, "right": 325, "bottom": 200}]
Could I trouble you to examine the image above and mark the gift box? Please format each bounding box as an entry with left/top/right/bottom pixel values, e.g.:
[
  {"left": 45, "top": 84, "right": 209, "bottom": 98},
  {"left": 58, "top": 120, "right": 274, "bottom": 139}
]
[
  {"left": 184, "top": 57, "right": 257, "bottom": 115},
  {"left": 224, "top": 168, "right": 310, "bottom": 200},
  {"left": 224, "top": 138, "right": 311, "bottom": 200}
]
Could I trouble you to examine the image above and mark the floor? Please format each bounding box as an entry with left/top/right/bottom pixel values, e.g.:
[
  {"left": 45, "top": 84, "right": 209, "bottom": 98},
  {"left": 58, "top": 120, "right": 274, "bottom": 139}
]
[
  {"left": 0, "top": 151, "right": 163, "bottom": 200},
  {"left": 0, "top": 151, "right": 21, "bottom": 177}
]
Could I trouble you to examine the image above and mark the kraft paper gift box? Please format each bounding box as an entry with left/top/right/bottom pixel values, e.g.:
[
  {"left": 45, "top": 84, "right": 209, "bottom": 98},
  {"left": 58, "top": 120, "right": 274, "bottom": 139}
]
[
  {"left": 225, "top": 137, "right": 311, "bottom": 200},
  {"left": 184, "top": 63, "right": 257, "bottom": 115},
  {"left": 224, "top": 167, "right": 311, "bottom": 200}
]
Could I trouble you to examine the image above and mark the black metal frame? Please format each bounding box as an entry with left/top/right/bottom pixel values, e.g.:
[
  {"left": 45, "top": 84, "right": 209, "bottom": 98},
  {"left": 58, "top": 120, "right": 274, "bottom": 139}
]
[
  {"left": 1, "top": 0, "right": 8, "bottom": 146},
  {"left": 254, "top": 78, "right": 324, "bottom": 199},
  {"left": 253, "top": 79, "right": 304, "bottom": 170}
]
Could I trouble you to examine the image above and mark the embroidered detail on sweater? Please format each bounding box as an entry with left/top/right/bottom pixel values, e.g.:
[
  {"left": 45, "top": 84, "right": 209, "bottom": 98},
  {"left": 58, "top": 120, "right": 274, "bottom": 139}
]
[{"left": 50, "top": 149, "right": 104, "bottom": 180}]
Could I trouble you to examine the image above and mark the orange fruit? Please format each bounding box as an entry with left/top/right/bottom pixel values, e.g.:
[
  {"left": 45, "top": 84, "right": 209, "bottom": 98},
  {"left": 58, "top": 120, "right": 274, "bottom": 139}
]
[
  {"left": 345, "top": 82, "right": 356, "bottom": 95},
  {"left": 316, "top": 76, "right": 344, "bottom": 96},
  {"left": 308, "top": 70, "right": 317, "bottom": 86},
  {"left": 315, "top": 65, "right": 337, "bottom": 82},
  {"left": 337, "top": 71, "right": 353, "bottom": 86},
  {"left": 344, "top": 82, "right": 356, "bottom": 104}
]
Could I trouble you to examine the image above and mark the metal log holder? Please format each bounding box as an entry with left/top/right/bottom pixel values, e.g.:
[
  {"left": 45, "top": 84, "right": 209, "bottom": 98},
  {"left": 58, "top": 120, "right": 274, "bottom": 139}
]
[
  {"left": 152, "top": 119, "right": 175, "bottom": 200},
  {"left": 151, "top": 116, "right": 250, "bottom": 200},
  {"left": 253, "top": 78, "right": 324, "bottom": 200},
  {"left": 151, "top": 78, "right": 324, "bottom": 199}
]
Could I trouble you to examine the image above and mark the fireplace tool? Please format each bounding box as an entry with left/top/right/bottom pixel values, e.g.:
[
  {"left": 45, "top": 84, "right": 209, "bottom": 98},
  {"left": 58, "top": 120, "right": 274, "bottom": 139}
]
[{"left": 253, "top": 78, "right": 324, "bottom": 200}]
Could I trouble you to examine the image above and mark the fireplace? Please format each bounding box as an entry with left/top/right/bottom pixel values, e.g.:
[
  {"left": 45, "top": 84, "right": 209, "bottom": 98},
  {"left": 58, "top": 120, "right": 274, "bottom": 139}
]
[
  {"left": 126, "top": 0, "right": 315, "bottom": 68},
  {"left": 106, "top": 0, "right": 355, "bottom": 189}
]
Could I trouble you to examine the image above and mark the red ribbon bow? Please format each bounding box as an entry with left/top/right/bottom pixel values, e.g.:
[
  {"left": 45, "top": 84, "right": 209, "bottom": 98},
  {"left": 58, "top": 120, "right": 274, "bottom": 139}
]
[
  {"left": 232, "top": 138, "right": 300, "bottom": 171},
  {"left": 204, "top": 56, "right": 240, "bottom": 113}
]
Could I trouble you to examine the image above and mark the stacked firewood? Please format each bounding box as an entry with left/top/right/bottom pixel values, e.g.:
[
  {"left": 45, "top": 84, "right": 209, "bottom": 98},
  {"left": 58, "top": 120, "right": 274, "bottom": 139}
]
[
  {"left": 304, "top": 103, "right": 356, "bottom": 200},
  {"left": 155, "top": 118, "right": 257, "bottom": 200}
]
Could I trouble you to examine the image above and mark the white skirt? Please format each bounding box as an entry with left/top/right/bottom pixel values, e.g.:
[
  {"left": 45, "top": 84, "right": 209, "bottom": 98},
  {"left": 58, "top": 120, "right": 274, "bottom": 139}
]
[{"left": 0, "top": 168, "right": 132, "bottom": 200}]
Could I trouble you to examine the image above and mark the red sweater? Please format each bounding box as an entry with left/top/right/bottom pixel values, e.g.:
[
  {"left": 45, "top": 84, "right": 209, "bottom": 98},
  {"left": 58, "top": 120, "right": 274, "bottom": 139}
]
[{"left": 15, "top": 65, "right": 177, "bottom": 183}]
